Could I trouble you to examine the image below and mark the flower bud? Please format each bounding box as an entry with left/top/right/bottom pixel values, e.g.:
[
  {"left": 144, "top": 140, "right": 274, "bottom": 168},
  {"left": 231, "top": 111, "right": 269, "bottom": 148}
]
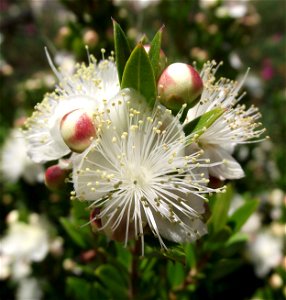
[
  {"left": 60, "top": 109, "right": 96, "bottom": 153},
  {"left": 144, "top": 44, "right": 167, "bottom": 77},
  {"left": 83, "top": 29, "right": 99, "bottom": 47},
  {"left": 45, "top": 164, "right": 69, "bottom": 191},
  {"left": 90, "top": 208, "right": 102, "bottom": 233},
  {"left": 157, "top": 63, "right": 203, "bottom": 110}
]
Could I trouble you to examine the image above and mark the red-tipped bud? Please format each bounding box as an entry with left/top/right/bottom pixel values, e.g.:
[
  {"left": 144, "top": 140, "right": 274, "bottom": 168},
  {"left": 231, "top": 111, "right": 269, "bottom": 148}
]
[
  {"left": 157, "top": 63, "right": 203, "bottom": 110},
  {"left": 144, "top": 44, "right": 167, "bottom": 77},
  {"left": 45, "top": 165, "right": 69, "bottom": 191},
  {"left": 60, "top": 109, "right": 96, "bottom": 153}
]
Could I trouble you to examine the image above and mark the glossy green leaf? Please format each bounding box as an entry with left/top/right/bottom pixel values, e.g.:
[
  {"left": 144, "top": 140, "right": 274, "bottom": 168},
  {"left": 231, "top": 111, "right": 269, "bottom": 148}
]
[
  {"left": 60, "top": 217, "right": 87, "bottom": 248},
  {"left": 121, "top": 43, "right": 157, "bottom": 106},
  {"left": 228, "top": 199, "right": 259, "bottom": 233},
  {"left": 207, "top": 185, "right": 233, "bottom": 234},
  {"left": 148, "top": 26, "right": 164, "bottom": 79},
  {"left": 184, "top": 107, "right": 224, "bottom": 139},
  {"left": 113, "top": 19, "right": 131, "bottom": 84},
  {"left": 95, "top": 264, "right": 129, "bottom": 298}
]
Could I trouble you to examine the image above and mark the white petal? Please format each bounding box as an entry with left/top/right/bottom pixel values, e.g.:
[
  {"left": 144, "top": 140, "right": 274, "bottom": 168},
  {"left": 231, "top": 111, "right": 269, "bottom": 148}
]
[
  {"left": 154, "top": 212, "right": 207, "bottom": 243},
  {"left": 204, "top": 145, "right": 244, "bottom": 180}
]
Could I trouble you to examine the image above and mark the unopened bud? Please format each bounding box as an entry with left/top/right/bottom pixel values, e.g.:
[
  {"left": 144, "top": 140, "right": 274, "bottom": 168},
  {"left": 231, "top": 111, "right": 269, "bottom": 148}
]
[
  {"left": 60, "top": 109, "right": 96, "bottom": 153},
  {"left": 157, "top": 63, "right": 203, "bottom": 110},
  {"left": 83, "top": 29, "right": 99, "bottom": 47},
  {"left": 90, "top": 208, "right": 102, "bottom": 232},
  {"left": 45, "top": 165, "right": 69, "bottom": 191},
  {"left": 144, "top": 44, "right": 167, "bottom": 77}
]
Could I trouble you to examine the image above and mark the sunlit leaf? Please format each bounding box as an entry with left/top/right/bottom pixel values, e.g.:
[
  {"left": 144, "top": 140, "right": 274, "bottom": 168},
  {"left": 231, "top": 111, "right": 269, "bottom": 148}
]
[
  {"left": 113, "top": 19, "right": 131, "bottom": 84},
  {"left": 228, "top": 199, "right": 259, "bottom": 233},
  {"left": 184, "top": 107, "right": 224, "bottom": 139},
  {"left": 148, "top": 26, "right": 164, "bottom": 79},
  {"left": 121, "top": 43, "right": 156, "bottom": 106}
]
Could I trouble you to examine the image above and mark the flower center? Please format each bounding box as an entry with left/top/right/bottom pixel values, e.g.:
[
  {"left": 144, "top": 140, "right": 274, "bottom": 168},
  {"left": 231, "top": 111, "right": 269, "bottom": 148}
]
[{"left": 125, "top": 164, "right": 150, "bottom": 190}]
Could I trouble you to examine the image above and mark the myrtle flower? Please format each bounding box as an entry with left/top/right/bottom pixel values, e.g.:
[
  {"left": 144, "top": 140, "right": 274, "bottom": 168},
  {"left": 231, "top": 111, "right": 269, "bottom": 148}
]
[
  {"left": 24, "top": 49, "right": 119, "bottom": 163},
  {"left": 246, "top": 230, "right": 283, "bottom": 277},
  {"left": 0, "top": 211, "right": 50, "bottom": 280},
  {"left": 186, "top": 61, "right": 266, "bottom": 180},
  {"left": 0, "top": 129, "right": 44, "bottom": 184},
  {"left": 73, "top": 88, "right": 222, "bottom": 253}
]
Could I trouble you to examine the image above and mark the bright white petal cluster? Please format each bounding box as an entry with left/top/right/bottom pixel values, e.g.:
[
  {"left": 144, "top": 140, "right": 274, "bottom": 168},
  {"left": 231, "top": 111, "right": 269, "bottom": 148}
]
[
  {"left": 24, "top": 52, "right": 119, "bottom": 163},
  {"left": 246, "top": 230, "right": 283, "bottom": 277},
  {"left": 0, "top": 211, "right": 50, "bottom": 280},
  {"left": 0, "top": 129, "right": 44, "bottom": 184},
  {"left": 186, "top": 61, "right": 266, "bottom": 180},
  {"left": 73, "top": 88, "right": 222, "bottom": 252}
]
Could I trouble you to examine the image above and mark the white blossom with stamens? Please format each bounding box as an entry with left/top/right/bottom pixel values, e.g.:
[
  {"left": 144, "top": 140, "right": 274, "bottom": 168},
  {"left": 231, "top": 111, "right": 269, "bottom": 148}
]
[
  {"left": 186, "top": 61, "right": 266, "bottom": 180},
  {"left": 24, "top": 49, "right": 119, "bottom": 163},
  {"left": 73, "top": 88, "right": 223, "bottom": 253},
  {"left": 0, "top": 129, "right": 44, "bottom": 184}
]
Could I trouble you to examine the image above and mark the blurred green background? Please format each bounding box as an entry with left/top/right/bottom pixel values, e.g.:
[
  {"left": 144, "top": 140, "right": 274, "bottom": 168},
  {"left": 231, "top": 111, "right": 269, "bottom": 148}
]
[{"left": 0, "top": 1, "right": 285, "bottom": 299}]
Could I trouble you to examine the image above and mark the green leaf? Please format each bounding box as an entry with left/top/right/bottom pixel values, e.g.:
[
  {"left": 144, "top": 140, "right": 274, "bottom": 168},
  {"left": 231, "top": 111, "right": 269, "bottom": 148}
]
[
  {"left": 220, "top": 232, "right": 249, "bottom": 256},
  {"left": 71, "top": 199, "right": 89, "bottom": 220},
  {"left": 66, "top": 277, "right": 92, "bottom": 300},
  {"left": 115, "top": 243, "right": 132, "bottom": 271},
  {"left": 60, "top": 217, "right": 87, "bottom": 248},
  {"left": 112, "top": 19, "right": 131, "bottom": 84},
  {"left": 95, "top": 264, "right": 129, "bottom": 299},
  {"left": 184, "top": 243, "right": 196, "bottom": 269},
  {"left": 167, "top": 261, "right": 185, "bottom": 288},
  {"left": 121, "top": 43, "right": 157, "bottom": 107},
  {"left": 184, "top": 107, "right": 224, "bottom": 139},
  {"left": 207, "top": 185, "right": 233, "bottom": 234},
  {"left": 148, "top": 26, "right": 164, "bottom": 79},
  {"left": 228, "top": 199, "right": 259, "bottom": 233},
  {"left": 210, "top": 259, "right": 242, "bottom": 280}
]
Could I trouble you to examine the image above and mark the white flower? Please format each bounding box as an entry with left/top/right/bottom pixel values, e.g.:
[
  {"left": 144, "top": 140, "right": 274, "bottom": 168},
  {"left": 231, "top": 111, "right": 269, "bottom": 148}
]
[
  {"left": 24, "top": 50, "right": 119, "bottom": 163},
  {"left": 215, "top": 1, "right": 249, "bottom": 18},
  {"left": 0, "top": 129, "right": 44, "bottom": 184},
  {"left": 16, "top": 277, "right": 43, "bottom": 300},
  {"left": 246, "top": 230, "right": 283, "bottom": 277},
  {"left": 186, "top": 61, "right": 266, "bottom": 180},
  {"left": 73, "top": 88, "right": 222, "bottom": 253},
  {"left": 0, "top": 212, "right": 50, "bottom": 279}
]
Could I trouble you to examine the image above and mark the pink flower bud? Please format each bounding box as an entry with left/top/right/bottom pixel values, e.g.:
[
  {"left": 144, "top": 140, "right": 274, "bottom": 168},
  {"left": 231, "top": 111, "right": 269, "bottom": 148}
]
[
  {"left": 45, "top": 165, "right": 69, "bottom": 190},
  {"left": 157, "top": 63, "right": 203, "bottom": 110},
  {"left": 60, "top": 109, "right": 96, "bottom": 153},
  {"left": 144, "top": 44, "right": 167, "bottom": 77}
]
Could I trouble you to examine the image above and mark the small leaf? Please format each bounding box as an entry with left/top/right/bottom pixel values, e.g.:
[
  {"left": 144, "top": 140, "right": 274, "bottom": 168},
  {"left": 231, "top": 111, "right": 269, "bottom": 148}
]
[
  {"left": 148, "top": 26, "right": 164, "bottom": 79},
  {"left": 228, "top": 199, "right": 259, "bottom": 233},
  {"left": 184, "top": 107, "right": 224, "bottom": 138},
  {"left": 221, "top": 232, "right": 249, "bottom": 256},
  {"left": 60, "top": 217, "right": 87, "bottom": 248},
  {"left": 210, "top": 259, "right": 242, "bottom": 280},
  {"left": 207, "top": 185, "right": 233, "bottom": 234},
  {"left": 121, "top": 43, "right": 157, "bottom": 107},
  {"left": 95, "top": 264, "right": 129, "bottom": 299},
  {"left": 167, "top": 261, "right": 185, "bottom": 288},
  {"left": 66, "top": 277, "right": 92, "bottom": 300},
  {"left": 71, "top": 199, "right": 89, "bottom": 220},
  {"left": 184, "top": 243, "right": 196, "bottom": 269},
  {"left": 112, "top": 19, "right": 131, "bottom": 84}
]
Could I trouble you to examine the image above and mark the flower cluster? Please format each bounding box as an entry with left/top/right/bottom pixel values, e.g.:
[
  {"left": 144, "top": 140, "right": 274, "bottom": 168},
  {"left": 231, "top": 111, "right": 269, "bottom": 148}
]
[{"left": 22, "top": 22, "right": 266, "bottom": 252}]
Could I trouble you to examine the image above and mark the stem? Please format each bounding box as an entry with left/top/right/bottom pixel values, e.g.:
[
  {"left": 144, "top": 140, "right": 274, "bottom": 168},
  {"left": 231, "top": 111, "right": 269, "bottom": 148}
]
[{"left": 129, "top": 239, "right": 141, "bottom": 299}]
